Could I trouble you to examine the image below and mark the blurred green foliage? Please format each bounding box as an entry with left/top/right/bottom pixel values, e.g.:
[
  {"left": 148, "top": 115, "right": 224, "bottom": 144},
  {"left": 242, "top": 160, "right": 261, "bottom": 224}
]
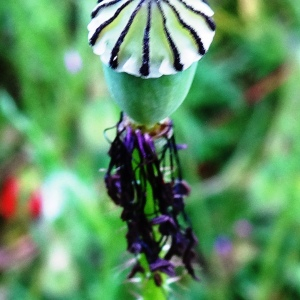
[{"left": 1, "top": 0, "right": 300, "bottom": 299}]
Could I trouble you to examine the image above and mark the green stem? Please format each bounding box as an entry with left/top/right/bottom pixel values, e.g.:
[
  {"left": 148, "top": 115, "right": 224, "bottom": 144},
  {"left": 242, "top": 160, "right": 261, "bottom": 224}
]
[
  {"left": 143, "top": 277, "right": 167, "bottom": 300},
  {"left": 140, "top": 255, "right": 167, "bottom": 300},
  {"left": 133, "top": 142, "right": 169, "bottom": 299}
]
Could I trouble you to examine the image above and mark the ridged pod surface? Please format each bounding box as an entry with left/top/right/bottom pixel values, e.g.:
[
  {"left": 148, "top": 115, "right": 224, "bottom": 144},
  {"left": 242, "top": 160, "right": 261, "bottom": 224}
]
[{"left": 88, "top": 0, "right": 215, "bottom": 125}]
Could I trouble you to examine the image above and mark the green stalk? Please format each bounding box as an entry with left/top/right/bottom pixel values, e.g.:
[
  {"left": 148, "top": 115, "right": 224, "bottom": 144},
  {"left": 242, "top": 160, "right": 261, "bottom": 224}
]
[
  {"left": 143, "top": 277, "right": 167, "bottom": 300},
  {"left": 140, "top": 255, "right": 168, "bottom": 300},
  {"left": 133, "top": 139, "right": 169, "bottom": 299}
]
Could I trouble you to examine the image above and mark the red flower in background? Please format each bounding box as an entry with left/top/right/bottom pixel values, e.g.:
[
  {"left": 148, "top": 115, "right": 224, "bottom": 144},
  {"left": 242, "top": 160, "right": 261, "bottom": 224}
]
[
  {"left": 28, "top": 190, "right": 42, "bottom": 220},
  {"left": 0, "top": 177, "right": 19, "bottom": 220}
]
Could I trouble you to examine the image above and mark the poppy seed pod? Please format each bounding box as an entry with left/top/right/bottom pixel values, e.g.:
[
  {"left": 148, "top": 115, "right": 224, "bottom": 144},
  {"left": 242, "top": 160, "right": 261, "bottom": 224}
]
[{"left": 88, "top": 0, "right": 215, "bottom": 126}]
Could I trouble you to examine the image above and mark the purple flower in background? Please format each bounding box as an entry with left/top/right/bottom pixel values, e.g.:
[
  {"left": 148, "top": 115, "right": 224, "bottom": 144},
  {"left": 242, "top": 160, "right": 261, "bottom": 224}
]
[
  {"left": 64, "top": 50, "right": 82, "bottom": 74},
  {"left": 104, "top": 113, "right": 199, "bottom": 284},
  {"left": 235, "top": 219, "right": 252, "bottom": 238},
  {"left": 214, "top": 235, "right": 233, "bottom": 257}
]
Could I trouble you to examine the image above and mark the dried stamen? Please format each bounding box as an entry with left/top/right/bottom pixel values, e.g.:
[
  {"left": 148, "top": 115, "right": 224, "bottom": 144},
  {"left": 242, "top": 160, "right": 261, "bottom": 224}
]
[{"left": 104, "top": 113, "right": 200, "bottom": 283}]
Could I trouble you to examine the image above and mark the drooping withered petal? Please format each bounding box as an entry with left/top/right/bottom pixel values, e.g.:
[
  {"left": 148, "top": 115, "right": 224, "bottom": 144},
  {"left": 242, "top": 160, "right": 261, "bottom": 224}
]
[{"left": 104, "top": 113, "right": 200, "bottom": 284}]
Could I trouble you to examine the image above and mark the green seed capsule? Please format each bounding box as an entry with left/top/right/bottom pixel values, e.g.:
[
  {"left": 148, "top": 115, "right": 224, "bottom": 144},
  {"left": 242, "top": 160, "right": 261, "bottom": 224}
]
[
  {"left": 102, "top": 63, "right": 197, "bottom": 126},
  {"left": 88, "top": 0, "right": 215, "bottom": 125}
]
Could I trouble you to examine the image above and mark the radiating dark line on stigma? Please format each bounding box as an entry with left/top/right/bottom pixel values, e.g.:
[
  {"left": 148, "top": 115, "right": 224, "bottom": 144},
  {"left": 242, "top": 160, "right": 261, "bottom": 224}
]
[
  {"left": 177, "top": 0, "right": 216, "bottom": 31},
  {"left": 92, "top": 0, "right": 122, "bottom": 18},
  {"left": 163, "top": 0, "right": 206, "bottom": 55},
  {"left": 109, "top": 0, "right": 146, "bottom": 69},
  {"left": 139, "top": 2, "right": 152, "bottom": 76},
  {"left": 89, "top": 0, "right": 133, "bottom": 46},
  {"left": 156, "top": 1, "right": 183, "bottom": 72}
]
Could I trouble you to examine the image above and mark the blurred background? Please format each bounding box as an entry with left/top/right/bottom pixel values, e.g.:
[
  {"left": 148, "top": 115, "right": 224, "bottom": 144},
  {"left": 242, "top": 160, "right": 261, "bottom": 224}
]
[{"left": 1, "top": 0, "right": 300, "bottom": 299}]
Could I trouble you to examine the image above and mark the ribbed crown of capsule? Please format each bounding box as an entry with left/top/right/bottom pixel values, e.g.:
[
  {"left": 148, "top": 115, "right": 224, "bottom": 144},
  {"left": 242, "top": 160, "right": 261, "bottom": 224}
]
[{"left": 88, "top": 0, "right": 215, "bottom": 78}]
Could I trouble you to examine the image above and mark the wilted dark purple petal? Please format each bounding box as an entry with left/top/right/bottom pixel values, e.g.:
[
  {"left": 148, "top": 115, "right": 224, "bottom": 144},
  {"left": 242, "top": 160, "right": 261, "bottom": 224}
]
[
  {"left": 151, "top": 215, "right": 176, "bottom": 227},
  {"left": 150, "top": 258, "right": 176, "bottom": 277},
  {"left": 153, "top": 272, "right": 163, "bottom": 287},
  {"left": 104, "top": 174, "right": 121, "bottom": 205},
  {"left": 128, "top": 262, "right": 145, "bottom": 279},
  {"left": 173, "top": 180, "right": 191, "bottom": 197},
  {"left": 182, "top": 228, "right": 200, "bottom": 280},
  {"left": 129, "top": 242, "right": 142, "bottom": 254},
  {"left": 144, "top": 133, "right": 156, "bottom": 155},
  {"left": 136, "top": 130, "right": 147, "bottom": 158}
]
